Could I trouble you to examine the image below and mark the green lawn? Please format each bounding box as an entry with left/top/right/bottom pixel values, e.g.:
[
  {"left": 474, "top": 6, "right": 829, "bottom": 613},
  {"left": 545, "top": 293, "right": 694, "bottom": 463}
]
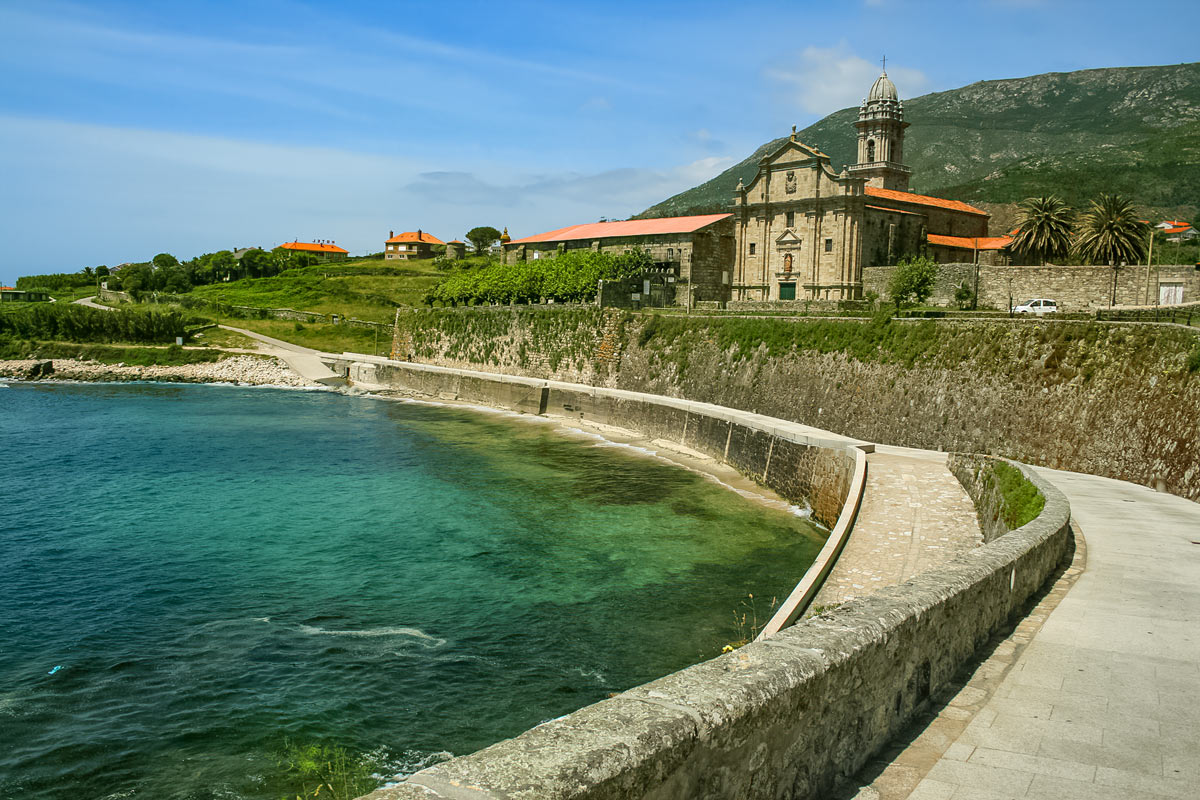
[
  {"left": 215, "top": 318, "right": 387, "bottom": 355},
  {"left": 186, "top": 256, "right": 462, "bottom": 322},
  {"left": 0, "top": 339, "right": 227, "bottom": 366}
]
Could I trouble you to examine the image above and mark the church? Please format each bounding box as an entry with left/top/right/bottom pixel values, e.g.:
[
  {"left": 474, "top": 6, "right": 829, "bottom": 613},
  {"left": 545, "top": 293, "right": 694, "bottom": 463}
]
[{"left": 731, "top": 71, "right": 991, "bottom": 302}]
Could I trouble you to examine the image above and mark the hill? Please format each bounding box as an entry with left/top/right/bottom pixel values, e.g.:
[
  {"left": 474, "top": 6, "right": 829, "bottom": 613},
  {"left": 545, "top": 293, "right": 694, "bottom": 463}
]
[{"left": 638, "top": 63, "right": 1200, "bottom": 224}]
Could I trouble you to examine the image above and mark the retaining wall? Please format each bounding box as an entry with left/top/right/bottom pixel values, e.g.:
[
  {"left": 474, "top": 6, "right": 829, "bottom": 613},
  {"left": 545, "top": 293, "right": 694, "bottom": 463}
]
[{"left": 355, "top": 442, "right": 1069, "bottom": 800}]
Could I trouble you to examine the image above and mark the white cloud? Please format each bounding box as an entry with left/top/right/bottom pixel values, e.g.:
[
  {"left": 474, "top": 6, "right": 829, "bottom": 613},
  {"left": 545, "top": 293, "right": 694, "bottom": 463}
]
[
  {"left": 765, "top": 43, "right": 927, "bottom": 114},
  {"left": 0, "top": 116, "right": 731, "bottom": 277}
]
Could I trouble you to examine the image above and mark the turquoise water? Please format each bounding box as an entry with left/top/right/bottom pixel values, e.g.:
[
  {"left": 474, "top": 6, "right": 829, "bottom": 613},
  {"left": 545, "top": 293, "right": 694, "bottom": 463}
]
[{"left": 0, "top": 382, "right": 824, "bottom": 799}]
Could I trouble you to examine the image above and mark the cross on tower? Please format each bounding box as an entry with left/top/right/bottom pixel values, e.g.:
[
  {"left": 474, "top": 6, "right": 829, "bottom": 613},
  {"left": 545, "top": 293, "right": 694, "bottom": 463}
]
[{"left": 881, "top": 55, "right": 887, "bottom": 73}]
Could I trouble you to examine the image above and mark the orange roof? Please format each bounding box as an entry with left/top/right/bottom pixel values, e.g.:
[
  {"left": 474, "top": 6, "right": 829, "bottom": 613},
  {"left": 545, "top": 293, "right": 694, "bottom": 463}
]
[
  {"left": 281, "top": 241, "right": 348, "bottom": 254},
  {"left": 1, "top": 286, "right": 15, "bottom": 291},
  {"left": 928, "top": 234, "right": 1013, "bottom": 250},
  {"left": 865, "top": 187, "right": 987, "bottom": 216},
  {"left": 1164, "top": 225, "right": 1194, "bottom": 234},
  {"left": 865, "top": 204, "right": 923, "bottom": 216},
  {"left": 508, "top": 214, "right": 732, "bottom": 245},
  {"left": 1160, "top": 219, "right": 1189, "bottom": 227},
  {"left": 386, "top": 231, "right": 443, "bottom": 245},
  {"left": 447, "top": 239, "right": 464, "bottom": 244}
]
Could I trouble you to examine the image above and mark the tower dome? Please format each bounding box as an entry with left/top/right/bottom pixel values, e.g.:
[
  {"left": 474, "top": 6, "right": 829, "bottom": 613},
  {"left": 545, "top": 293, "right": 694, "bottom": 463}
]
[{"left": 867, "top": 71, "right": 898, "bottom": 102}]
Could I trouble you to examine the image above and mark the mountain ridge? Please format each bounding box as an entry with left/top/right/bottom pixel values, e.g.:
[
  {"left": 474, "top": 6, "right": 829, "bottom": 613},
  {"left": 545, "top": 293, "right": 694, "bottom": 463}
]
[{"left": 636, "top": 62, "right": 1200, "bottom": 224}]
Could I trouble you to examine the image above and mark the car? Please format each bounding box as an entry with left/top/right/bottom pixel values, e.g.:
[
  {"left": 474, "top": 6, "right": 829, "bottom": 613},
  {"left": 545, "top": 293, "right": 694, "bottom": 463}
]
[{"left": 1013, "top": 298, "right": 1058, "bottom": 314}]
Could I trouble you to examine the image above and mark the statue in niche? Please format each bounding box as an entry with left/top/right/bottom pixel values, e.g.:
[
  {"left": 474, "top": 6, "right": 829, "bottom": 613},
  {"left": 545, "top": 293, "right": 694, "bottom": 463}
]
[
  {"left": 783, "top": 253, "right": 793, "bottom": 273},
  {"left": 785, "top": 170, "right": 797, "bottom": 194}
]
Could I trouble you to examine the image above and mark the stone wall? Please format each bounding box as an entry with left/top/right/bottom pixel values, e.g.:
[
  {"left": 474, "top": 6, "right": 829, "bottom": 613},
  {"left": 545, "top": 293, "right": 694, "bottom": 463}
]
[
  {"left": 391, "top": 308, "right": 1200, "bottom": 500},
  {"left": 346, "top": 359, "right": 858, "bottom": 529},
  {"left": 863, "top": 262, "right": 1200, "bottom": 311},
  {"left": 360, "top": 458, "right": 1070, "bottom": 800}
]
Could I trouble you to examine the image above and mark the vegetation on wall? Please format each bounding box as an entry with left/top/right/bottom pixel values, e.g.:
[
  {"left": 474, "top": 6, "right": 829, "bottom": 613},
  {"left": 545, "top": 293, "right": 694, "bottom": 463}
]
[
  {"left": 987, "top": 461, "right": 1046, "bottom": 530},
  {"left": 425, "top": 249, "right": 652, "bottom": 306}
]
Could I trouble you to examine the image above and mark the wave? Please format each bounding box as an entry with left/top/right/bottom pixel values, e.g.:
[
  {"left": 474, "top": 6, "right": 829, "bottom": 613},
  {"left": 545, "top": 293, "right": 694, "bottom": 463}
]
[{"left": 296, "top": 624, "right": 446, "bottom": 646}]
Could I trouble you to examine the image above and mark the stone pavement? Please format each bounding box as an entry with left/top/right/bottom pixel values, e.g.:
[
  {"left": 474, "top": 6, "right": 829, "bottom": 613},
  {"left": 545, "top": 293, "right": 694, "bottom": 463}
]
[
  {"left": 811, "top": 446, "right": 981, "bottom": 610},
  {"left": 849, "top": 467, "right": 1200, "bottom": 800}
]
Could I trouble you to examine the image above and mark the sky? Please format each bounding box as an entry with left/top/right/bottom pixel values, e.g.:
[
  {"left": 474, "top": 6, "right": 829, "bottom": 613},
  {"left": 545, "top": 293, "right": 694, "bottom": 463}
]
[{"left": 1, "top": 0, "right": 1197, "bottom": 283}]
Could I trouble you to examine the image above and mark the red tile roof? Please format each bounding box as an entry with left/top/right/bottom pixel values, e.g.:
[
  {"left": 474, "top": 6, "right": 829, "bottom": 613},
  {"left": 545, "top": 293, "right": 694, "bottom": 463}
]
[
  {"left": 1159, "top": 220, "right": 1189, "bottom": 228},
  {"left": 386, "top": 231, "right": 443, "bottom": 244},
  {"left": 507, "top": 214, "right": 732, "bottom": 245},
  {"left": 865, "top": 187, "right": 987, "bottom": 216},
  {"left": 928, "top": 234, "right": 1014, "bottom": 250},
  {"left": 1164, "top": 225, "right": 1194, "bottom": 235},
  {"left": 865, "top": 204, "right": 923, "bottom": 216},
  {"left": 1, "top": 286, "right": 15, "bottom": 291},
  {"left": 281, "top": 241, "right": 348, "bottom": 254}
]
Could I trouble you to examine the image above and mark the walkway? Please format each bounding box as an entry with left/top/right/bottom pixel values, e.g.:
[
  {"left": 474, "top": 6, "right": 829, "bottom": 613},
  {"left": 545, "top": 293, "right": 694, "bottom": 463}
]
[
  {"left": 853, "top": 469, "right": 1200, "bottom": 800},
  {"left": 812, "top": 446, "right": 981, "bottom": 610}
]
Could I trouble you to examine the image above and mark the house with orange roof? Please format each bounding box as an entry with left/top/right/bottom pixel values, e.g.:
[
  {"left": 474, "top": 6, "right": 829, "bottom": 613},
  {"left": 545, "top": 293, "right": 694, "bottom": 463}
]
[
  {"left": 1162, "top": 224, "right": 1196, "bottom": 243},
  {"left": 502, "top": 214, "right": 735, "bottom": 303},
  {"left": 279, "top": 240, "right": 348, "bottom": 262},
  {"left": 731, "top": 71, "right": 996, "bottom": 301},
  {"left": 385, "top": 230, "right": 443, "bottom": 261}
]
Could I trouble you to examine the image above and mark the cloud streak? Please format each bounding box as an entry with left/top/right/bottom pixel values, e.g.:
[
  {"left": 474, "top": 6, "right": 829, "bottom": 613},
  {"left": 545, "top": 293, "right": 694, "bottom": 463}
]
[{"left": 765, "top": 43, "right": 927, "bottom": 114}]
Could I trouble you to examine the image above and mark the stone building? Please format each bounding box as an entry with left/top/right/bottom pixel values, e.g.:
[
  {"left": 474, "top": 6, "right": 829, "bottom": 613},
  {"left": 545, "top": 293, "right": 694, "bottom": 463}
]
[
  {"left": 502, "top": 214, "right": 736, "bottom": 304},
  {"left": 445, "top": 240, "right": 468, "bottom": 260},
  {"left": 733, "top": 72, "right": 990, "bottom": 302},
  {"left": 279, "top": 240, "right": 348, "bottom": 262},
  {"left": 385, "top": 230, "right": 443, "bottom": 260}
]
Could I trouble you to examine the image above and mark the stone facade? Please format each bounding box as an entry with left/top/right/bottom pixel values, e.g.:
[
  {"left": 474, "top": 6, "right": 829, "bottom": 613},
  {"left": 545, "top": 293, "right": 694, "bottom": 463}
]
[
  {"left": 502, "top": 216, "right": 736, "bottom": 305},
  {"left": 863, "top": 262, "right": 1200, "bottom": 311},
  {"left": 732, "top": 73, "right": 990, "bottom": 303}
]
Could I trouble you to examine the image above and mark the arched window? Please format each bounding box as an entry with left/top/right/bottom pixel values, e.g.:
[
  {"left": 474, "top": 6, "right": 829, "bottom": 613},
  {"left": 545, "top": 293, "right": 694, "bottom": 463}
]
[{"left": 866, "top": 139, "right": 876, "bottom": 163}]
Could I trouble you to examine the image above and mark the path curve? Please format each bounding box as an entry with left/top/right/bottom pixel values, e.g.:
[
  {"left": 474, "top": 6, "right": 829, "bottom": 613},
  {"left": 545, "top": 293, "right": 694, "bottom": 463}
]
[{"left": 857, "top": 468, "right": 1200, "bottom": 800}]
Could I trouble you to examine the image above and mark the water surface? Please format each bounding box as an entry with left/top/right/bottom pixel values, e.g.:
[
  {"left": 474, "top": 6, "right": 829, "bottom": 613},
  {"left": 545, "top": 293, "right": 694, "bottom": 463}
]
[{"left": 0, "top": 382, "right": 824, "bottom": 799}]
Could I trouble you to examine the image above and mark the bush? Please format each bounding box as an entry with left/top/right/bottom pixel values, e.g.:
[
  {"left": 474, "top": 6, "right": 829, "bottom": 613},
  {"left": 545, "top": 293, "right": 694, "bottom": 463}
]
[
  {"left": 0, "top": 303, "right": 187, "bottom": 344},
  {"left": 427, "top": 249, "right": 652, "bottom": 306},
  {"left": 887, "top": 255, "right": 938, "bottom": 308},
  {"left": 954, "top": 280, "right": 976, "bottom": 310}
]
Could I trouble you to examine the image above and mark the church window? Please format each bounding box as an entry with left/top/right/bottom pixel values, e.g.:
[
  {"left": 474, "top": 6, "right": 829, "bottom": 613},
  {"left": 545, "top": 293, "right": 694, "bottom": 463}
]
[
  {"left": 867, "top": 139, "right": 876, "bottom": 162},
  {"left": 749, "top": 243, "right": 756, "bottom": 255},
  {"left": 825, "top": 238, "right": 833, "bottom": 252},
  {"left": 786, "top": 211, "right": 795, "bottom": 227},
  {"left": 667, "top": 248, "right": 674, "bottom": 259}
]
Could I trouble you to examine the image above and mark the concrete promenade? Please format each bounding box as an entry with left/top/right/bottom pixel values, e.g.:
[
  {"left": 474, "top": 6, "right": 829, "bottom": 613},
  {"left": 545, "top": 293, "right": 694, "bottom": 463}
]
[
  {"left": 812, "top": 446, "right": 981, "bottom": 610},
  {"left": 856, "top": 468, "right": 1200, "bottom": 800}
]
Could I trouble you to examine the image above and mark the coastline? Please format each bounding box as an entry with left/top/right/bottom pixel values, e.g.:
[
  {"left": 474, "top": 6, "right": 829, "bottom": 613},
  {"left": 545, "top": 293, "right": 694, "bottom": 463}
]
[
  {"left": 2, "top": 354, "right": 814, "bottom": 524},
  {"left": 0, "top": 355, "right": 319, "bottom": 388}
]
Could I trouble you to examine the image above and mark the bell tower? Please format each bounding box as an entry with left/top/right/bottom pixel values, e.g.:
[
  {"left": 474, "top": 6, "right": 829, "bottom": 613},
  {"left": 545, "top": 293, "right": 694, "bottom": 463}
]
[{"left": 846, "top": 66, "right": 912, "bottom": 191}]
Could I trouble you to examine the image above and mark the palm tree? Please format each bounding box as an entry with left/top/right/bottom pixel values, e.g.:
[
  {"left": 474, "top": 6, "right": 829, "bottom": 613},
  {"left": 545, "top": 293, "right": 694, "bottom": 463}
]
[
  {"left": 1073, "top": 194, "right": 1149, "bottom": 306},
  {"left": 1011, "top": 196, "right": 1074, "bottom": 265},
  {"left": 1073, "top": 194, "right": 1148, "bottom": 266}
]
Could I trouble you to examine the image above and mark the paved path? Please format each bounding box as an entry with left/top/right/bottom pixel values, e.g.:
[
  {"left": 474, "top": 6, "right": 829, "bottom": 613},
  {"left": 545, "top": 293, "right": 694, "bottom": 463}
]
[
  {"left": 72, "top": 298, "right": 339, "bottom": 385},
  {"left": 856, "top": 468, "right": 1200, "bottom": 800},
  {"left": 812, "top": 447, "right": 981, "bottom": 610}
]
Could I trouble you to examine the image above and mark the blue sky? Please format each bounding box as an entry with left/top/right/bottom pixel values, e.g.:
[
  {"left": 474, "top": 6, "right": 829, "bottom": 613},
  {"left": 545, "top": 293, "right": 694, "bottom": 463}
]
[{"left": 1, "top": 0, "right": 1196, "bottom": 282}]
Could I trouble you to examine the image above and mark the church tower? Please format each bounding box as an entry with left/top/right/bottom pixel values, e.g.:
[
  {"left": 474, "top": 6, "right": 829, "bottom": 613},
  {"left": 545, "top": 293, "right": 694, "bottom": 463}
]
[{"left": 846, "top": 69, "right": 912, "bottom": 191}]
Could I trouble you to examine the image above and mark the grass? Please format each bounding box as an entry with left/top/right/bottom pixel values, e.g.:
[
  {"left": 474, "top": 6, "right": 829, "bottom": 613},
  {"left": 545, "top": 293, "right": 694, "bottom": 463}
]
[
  {"left": 187, "top": 256, "right": 450, "bottom": 322},
  {"left": 989, "top": 461, "right": 1046, "bottom": 529},
  {"left": 216, "top": 318, "right": 384, "bottom": 354},
  {"left": 0, "top": 338, "right": 226, "bottom": 366}
]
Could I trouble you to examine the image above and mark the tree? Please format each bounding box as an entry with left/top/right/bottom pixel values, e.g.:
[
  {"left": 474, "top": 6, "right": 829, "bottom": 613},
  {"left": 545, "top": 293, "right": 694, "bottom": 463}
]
[
  {"left": 466, "top": 226, "right": 501, "bottom": 256},
  {"left": 887, "top": 255, "right": 938, "bottom": 309},
  {"left": 95, "top": 265, "right": 110, "bottom": 278},
  {"left": 1011, "top": 196, "right": 1074, "bottom": 265},
  {"left": 1073, "top": 194, "right": 1148, "bottom": 267},
  {"left": 239, "top": 248, "right": 271, "bottom": 278},
  {"left": 152, "top": 253, "right": 179, "bottom": 269}
]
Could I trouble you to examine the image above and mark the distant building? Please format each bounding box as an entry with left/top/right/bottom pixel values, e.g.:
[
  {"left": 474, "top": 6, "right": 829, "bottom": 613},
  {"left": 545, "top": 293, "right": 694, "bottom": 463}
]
[
  {"left": 445, "top": 240, "right": 468, "bottom": 260},
  {"left": 1, "top": 288, "right": 51, "bottom": 302},
  {"left": 385, "top": 230, "right": 443, "bottom": 260},
  {"left": 501, "top": 214, "right": 736, "bottom": 304},
  {"left": 732, "top": 71, "right": 990, "bottom": 301},
  {"left": 279, "top": 241, "right": 348, "bottom": 262},
  {"left": 1163, "top": 224, "right": 1197, "bottom": 243}
]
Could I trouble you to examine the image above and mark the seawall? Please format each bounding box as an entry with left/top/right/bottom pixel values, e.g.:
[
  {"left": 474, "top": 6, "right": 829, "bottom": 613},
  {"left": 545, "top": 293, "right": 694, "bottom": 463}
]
[{"left": 393, "top": 307, "right": 1200, "bottom": 500}]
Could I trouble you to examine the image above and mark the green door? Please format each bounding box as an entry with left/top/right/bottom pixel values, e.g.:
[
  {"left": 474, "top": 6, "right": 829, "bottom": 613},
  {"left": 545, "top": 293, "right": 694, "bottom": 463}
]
[{"left": 779, "top": 282, "right": 796, "bottom": 300}]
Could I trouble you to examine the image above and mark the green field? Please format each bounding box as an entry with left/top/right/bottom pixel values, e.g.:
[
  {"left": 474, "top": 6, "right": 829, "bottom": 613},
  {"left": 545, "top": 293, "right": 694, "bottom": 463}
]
[{"left": 185, "top": 256, "right": 469, "bottom": 323}]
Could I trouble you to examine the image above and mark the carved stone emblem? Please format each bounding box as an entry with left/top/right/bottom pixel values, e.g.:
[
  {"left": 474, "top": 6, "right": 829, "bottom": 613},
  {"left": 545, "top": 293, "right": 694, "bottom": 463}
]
[
  {"left": 783, "top": 253, "right": 793, "bottom": 273},
  {"left": 785, "top": 170, "right": 797, "bottom": 194}
]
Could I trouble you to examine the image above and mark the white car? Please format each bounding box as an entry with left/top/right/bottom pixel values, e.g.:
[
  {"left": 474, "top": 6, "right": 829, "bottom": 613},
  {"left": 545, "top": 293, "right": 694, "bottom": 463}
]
[{"left": 1013, "top": 298, "right": 1058, "bottom": 314}]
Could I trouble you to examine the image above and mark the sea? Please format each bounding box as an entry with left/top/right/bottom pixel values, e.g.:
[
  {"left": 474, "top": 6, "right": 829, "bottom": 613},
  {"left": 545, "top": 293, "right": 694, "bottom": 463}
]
[{"left": 0, "top": 381, "right": 824, "bottom": 799}]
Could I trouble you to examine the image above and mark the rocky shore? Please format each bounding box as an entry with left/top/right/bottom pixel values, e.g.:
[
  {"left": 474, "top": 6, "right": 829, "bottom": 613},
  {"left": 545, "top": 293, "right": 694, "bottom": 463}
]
[{"left": 0, "top": 355, "right": 318, "bottom": 387}]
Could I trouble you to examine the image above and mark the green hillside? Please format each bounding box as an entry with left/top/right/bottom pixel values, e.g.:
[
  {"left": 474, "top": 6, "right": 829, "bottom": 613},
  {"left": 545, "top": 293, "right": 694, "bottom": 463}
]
[{"left": 638, "top": 63, "right": 1200, "bottom": 223}]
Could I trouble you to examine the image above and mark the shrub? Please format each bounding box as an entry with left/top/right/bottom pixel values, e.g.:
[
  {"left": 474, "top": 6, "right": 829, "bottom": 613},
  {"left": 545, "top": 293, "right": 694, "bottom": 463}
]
[{"left": 887, "top": 255, "right": 938, "bottom": 308}]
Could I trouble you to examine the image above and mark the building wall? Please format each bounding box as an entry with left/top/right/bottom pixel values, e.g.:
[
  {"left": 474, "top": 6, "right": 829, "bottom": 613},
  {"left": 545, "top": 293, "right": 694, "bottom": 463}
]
[
  {"left": 863, "top": 262, "right": 1200, "bottom": 310},
  {"left": 860, "top": 208, "right": 927, "bottom": 267},
  {"left": 385, "top": 242, "right": 433, "bottom": 260}
]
